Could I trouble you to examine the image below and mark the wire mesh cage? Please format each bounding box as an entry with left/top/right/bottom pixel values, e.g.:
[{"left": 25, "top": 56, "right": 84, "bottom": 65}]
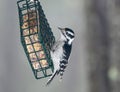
[{"left": 17, "top": 0, "right": 55, "bottom": 79}]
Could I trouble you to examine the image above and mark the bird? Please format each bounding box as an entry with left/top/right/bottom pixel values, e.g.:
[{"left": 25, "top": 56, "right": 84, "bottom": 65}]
[{"left": 46, "top": 27, "right": 75, "bottom": 85}]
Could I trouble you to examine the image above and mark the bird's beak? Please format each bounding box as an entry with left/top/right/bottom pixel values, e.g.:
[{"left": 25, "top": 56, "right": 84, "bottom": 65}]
[
  {"left": 58, "top": 27, "right": 64, "bottom": 30},
  {"left": 58, "top": 27, "right": 65, "bottom": 34}
]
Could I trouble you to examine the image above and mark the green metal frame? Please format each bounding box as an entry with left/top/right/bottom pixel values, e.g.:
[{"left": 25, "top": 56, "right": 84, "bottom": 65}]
[{"left": 17, "top": 0, "right": 55, "bottom": 79}]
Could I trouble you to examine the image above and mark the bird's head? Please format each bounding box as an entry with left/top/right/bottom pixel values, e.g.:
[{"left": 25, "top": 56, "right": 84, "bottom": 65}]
[{"left": 58, "top": 27, "right": 75, "bottom": 45}]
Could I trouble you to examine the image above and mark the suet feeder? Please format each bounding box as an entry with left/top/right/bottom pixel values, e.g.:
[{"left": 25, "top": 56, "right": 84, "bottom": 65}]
[{"left": 17, "top": 0, "right": 55, "bottom": 79}]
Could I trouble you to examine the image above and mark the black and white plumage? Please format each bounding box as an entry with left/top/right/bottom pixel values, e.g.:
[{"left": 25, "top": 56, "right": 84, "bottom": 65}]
[{"left": 46, "top": 27, "right": 75, "bottom": 85}]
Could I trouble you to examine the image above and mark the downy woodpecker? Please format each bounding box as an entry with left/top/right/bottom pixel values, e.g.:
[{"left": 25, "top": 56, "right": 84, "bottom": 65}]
[{"left": 46, "top": 27, "right": 75, "bottom": 85}]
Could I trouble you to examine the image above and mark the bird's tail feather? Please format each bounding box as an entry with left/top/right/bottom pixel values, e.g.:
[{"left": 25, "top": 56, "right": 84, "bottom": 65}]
[{"left": 46, "top": 71, "right": 57, "bottom": 86}]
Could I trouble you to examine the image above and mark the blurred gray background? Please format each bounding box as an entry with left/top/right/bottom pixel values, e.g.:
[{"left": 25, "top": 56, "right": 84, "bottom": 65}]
[{"left": 0, "top": 0, "right": 120, "bottom": 92}]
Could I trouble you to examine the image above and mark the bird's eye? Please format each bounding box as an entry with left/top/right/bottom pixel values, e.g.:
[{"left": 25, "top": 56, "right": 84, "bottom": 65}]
[
  {"left": 66, "top": 32, "right": 70, "bottom": 36},
  {"left": 66, "top": 32, "right": 74, "bottom": 38},
  {"left": 66, "top": 32, "right": 68, "bottom": 35}
]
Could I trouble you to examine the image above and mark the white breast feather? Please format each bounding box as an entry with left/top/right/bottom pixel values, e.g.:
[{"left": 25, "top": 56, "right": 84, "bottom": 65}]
[{"left": 51, "top": 41, "right": 64, "bottom": 71}]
